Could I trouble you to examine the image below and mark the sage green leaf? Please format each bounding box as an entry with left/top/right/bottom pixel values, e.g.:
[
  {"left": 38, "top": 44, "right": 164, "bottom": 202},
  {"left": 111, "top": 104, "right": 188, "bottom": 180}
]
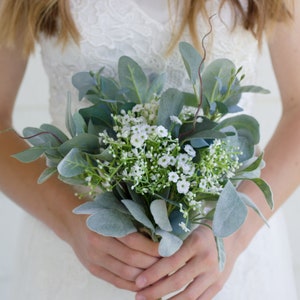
[
  {"left": 99, "top": 76, "right": 121, "bottom": 100},
  {"left": 202, "top": 58, "right": 236, "bottom": 102},
  {"left": 238, "top": 192, "right": 268, "bottom": 225},
  {"left": 72, "top": 71, "right": 95, "bottom": 100},
  {"left": 157, "top": 88, "right": 184, "bottom": 130},
  {"left": 179, "top": 41, "right": 203, "bottom": 84},
  {"left": 12, "top": 147, "right": 46, "bottom": 163},
  {"left": 72, "top": 112, "right": 87, "bottom": 135},
  {"left": 150, "top": 200, "right": 172, "bottom": 232},
  {"left": 146, "top": 73, "right": 166, "bottom": 101},
  {"left": 238, "top": 85, "right": 270, "bottom": 94},
  {"left": 122, "top": 200, "right": 155, "bottom": 231},
  {"left": 212, "top": 181, "right": 247, "bottom": 238},
  {"left": 182, "top": 92, "right": 199, "bottom": 107},
  {"left": 118, "top": 56, "right": 148, "bottom": 103},
  {"left": 58, "top": 133, "right": 100, "bottom": 155},
  {"left": 156, "top": 229, "right": 183, "bottom": 257},
  {"left": 23, "top": 127, "right": 56, "bottom": 147},
  {"left": 87, "top": 209, "right": 137, "bottom": 237},
  {"left": 216, "top": 114, "right": 260, "bottom": 145},
  {"left": 245, "top": 178, "right": 274, "bottom": 209},
  {"left": 65, "top": 95, "right": 76, "bottom": 137},
  {"left": 40, "top": 124, "right": 69, "bottom": 144},
  {"left": 37, "top": 167, "right": 57, "bottom": 184},
  {"left": 215, "top": 236, "right": 226, "bottom": 271},
  {"left": 57, "top": 148, "right": 88, "bottom": 177}
]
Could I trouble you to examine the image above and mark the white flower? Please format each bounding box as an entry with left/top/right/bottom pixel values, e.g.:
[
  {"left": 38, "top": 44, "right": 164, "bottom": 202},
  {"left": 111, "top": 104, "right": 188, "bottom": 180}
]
[
  {"left": 155, "top": 125, "right": 168, "bottom": 138},
  {"left": 130, "top": 133, "right": 146, "bottom": 148},
  {"left": 196, "top": 117, "right": 203, "bottom": 123},
  {"left": 158, "top": 155, "right": 171, "bottom": 167},
  {"left": 177, "top": 179, "right": 190, "bottom": 194},
  {"left": 184, "top": 144, "right": 196, "bottom": 158},
  {"left": 170, "top": 115, "right": 182, "bottom": 125},
  {"left": 179, "top": 222, "right": 191, "bottom": 233},
  {"left": 168, "top": 171, "right": 179, "bottom": 183}
]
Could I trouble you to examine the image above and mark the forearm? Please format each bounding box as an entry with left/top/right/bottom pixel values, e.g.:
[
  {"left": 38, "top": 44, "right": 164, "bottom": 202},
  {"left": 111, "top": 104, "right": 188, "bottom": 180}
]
[
  {"left": 232, "top": 106, "right": 300, "bottom": 252},
  {"left": 0, "top": 127, "right": 82, "bottom": 242}
]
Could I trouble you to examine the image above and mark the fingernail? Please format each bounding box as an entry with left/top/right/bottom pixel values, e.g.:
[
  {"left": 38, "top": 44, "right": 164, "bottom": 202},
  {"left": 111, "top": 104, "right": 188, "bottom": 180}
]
[
  {"left": 136, "top": 295, "right": 146, "bottom": 300},
  {"left": 136, "top": 276, "right": 147, "bottom": 288}
]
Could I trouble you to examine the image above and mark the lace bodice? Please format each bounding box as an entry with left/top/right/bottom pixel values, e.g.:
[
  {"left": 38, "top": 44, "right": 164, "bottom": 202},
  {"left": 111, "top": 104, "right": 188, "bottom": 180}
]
[{"left": 39, "top": 0, "right": 259, "bottom": 130}]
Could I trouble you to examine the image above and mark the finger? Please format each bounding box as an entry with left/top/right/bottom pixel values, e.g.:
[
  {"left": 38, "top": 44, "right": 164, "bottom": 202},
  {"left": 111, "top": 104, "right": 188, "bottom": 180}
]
[
  {"left": 87, "top": 262, "right": 140, "bottom": 292},
  {"left": 118, "top": 232, "right": 160, "bottom": 257}
]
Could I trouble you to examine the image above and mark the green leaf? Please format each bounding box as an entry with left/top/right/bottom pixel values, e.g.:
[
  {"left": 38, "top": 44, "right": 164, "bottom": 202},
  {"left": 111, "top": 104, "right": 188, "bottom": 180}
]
[
  {"left": 122, "top": 200, "right": 155, "bottom": 231},
  {"left": 150, "top": 200, "right": 172, "bottom": 232},
  {"left": 65, "top": 95, "right": 77, "bottom": 137},
  {"left": 238, "top": 192, "right": 269, "bottom": 225},
  {"left": 156, "top": 229, "right": 183, "bottom": 257},
  {"left": 245, "top": 178, "right": 274, "bottom": 209},
  {"left": 146, "top": 73, "right": 166, "bottom": 101},
  {"left": 86, "top": 209, "right": 137, "bottom": 237},
  {"left": 72, "top": 71, "right": 95, "bottom": 100},
  {"left": 57, "top": 148, "right": 88, "bottom": 177},
  {"left": 202, "top": 58, "right": 236, "bottom": 102},
  {"left": 23, "top": 127, "right": 59, "bottom": 147},
  {"left": 72, "top": 112, "right": 87, "bottom": 135},
  {"left": 118, "top": 56, "right": 148, "bottom": 103},
  {"left": 179, "top": 41, "right": 203, "bottom": 84},
  {"left": 238, "top": 85, "right": 270, "bottom": 94},
  {"left": 37, "top": 167, "right": 57, "bottom": 184},
  {"left": 40, "top": 124, "right": 69, "bottom": 143},
  {"left": 12, "top": 147, "right": 46, "bottom": 163},
  {"left": 212, "top": 181, "right": 248, "bottom": 237},
  {"left": 157, "top": 88, "right": 184, "bottom": 130},
  {"left": 58, "top": 133, "right": 100, "bottom": 155},
  {"left": 215, "top": 236, "right": 226, "bottom": 271}
]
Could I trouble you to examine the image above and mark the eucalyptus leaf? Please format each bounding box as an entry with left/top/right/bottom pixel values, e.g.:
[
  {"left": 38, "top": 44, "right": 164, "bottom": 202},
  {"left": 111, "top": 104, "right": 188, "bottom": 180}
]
[
  {"left": 12, "top": 147, "right": 46, "bottom": 163},
  {"left": 157, "top": 88, "right": 184, "bottom": 130},
  {"left": 179, "top": 41, "right": 203, "bottom": 84},
  {"left": 212, "top": 181, "right": 248, "bottom": 237},
  {"left": 150, "top": 200, "right": 172, "bottom": 232},
  {"left": 72, "top": 112, "right": 87, "bottom": 135},
  {"left": 65, "top": 95, "right": 77, "bottom": 137},
  {"left": 40, "top": 124, "right": 69, "bottom": 144},
  {"left": 58, "top": 133, "right": 100, "bottom": 155},
  {"left": 37, "top": 167, "right": 57, "bottom": 184},
  {"left": 156, "top": 229, "right": 183, "bottom": 257},
  {"left": 146, "top": 73, "right": 166, "bottom": 101},
  {"left": 118, "top": 56, "right": 148, "bottom": 103},
  {"left": 86, "top": 209, "right": 137, "bottom": 237},
  {"left": 72, "top": 71, "right": 95, "bottom": 100},
  {"left": 238, "top": 85, "right": 270, "bottom": 94}
]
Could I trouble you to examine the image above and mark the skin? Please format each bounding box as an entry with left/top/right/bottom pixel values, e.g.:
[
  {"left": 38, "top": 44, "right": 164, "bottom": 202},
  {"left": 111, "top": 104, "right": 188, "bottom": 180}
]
[{"left": 0, "top": 1, "right": 300, "bottom": 300}]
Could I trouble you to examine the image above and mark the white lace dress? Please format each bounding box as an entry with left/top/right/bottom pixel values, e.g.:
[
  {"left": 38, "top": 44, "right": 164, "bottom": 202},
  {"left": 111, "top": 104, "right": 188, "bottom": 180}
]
[{"left": 9, "top": 0, "right": 298, "bottom": 299}]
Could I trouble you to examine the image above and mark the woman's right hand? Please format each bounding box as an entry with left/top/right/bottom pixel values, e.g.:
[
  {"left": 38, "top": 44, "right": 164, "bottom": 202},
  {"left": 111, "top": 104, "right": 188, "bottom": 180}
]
[{"left": 66, "top": 214, "right": 160, "bottom": 292}]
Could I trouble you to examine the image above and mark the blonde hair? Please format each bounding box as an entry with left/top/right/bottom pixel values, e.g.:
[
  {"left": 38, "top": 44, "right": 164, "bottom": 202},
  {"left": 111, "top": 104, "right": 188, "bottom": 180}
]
[{"left": 0, "top": 0, "right": 293, "bottom": 56}]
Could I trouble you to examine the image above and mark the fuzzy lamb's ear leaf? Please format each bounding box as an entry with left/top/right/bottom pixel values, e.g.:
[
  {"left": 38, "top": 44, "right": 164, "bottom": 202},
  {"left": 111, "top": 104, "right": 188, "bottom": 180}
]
[
  {"left": 57, "top": 148, "right": 88, "bottom": 177},
  {"left": 87, "top": 209, "right": 137, "bottom": 237},
  {"left": 150, "top": 200, "right": 172, "bottom": 232},
  {"left": 212, "top": 181, "right": 247, "bottom": 238},
  {"left": 122, "top": 200, "right": 155, "bottom": 231},
  {"left": 156, "top": 229, "right": 183, "bottom": 257}
]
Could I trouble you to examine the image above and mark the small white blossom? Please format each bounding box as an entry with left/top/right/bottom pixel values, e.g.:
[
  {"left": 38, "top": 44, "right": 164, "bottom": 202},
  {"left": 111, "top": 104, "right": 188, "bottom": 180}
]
[
  {"left": 168, "top": 171, "right": 179, "bottom": 183},
  {"left": 179, "top": 222, "right": 191, "bottom": 233},
  {"left": 177, "top": 179, "right": 190, "bottom": 194},
  {"left": 158, "top": 155, "right": 171, "bottom": 168},
  {"left": 170, "top": 115, "right": 182, "bottom": 125},
  {"left": 155, "top": 125, "right": 168, "bottom": 138},
  {"left": 184, "top": 144, "right": 196, "bottom": 158},
  {"left": 130, "top": 133, "right": 146, "bottom": 148}
]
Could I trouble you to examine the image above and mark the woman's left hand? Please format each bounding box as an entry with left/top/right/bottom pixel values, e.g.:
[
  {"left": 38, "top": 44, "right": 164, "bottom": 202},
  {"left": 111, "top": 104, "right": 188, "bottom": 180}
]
[{"left": 134, "top": 224, "right": 243, "bottom": 300}]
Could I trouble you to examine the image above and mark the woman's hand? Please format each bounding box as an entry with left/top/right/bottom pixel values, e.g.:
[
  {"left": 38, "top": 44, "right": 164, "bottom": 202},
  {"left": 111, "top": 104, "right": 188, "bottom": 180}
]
[
  {"left": 67, "top": 214, "right": 160, "bottom": 292},
  {"left": 134, "top": 224, "right": 244, "bottom": 300}
]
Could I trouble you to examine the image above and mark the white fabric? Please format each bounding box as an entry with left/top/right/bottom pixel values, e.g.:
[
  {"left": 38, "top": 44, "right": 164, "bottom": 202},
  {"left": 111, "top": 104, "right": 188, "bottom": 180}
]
[{"left": 9, "top": 0, "right": 298, "bottom": 299}]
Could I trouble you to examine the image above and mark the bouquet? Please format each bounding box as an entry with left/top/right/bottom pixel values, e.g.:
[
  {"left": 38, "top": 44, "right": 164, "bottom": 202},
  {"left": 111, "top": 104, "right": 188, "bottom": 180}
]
[{"left": 13, "top": 42, "right": 273, "bottom": 269}]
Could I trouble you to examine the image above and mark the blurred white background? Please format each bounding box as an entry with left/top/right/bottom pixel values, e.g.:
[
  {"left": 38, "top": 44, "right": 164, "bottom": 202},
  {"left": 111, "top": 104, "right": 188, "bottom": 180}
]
[{"left": 0, "top": 43, "right": 299, "bottom": 299}]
